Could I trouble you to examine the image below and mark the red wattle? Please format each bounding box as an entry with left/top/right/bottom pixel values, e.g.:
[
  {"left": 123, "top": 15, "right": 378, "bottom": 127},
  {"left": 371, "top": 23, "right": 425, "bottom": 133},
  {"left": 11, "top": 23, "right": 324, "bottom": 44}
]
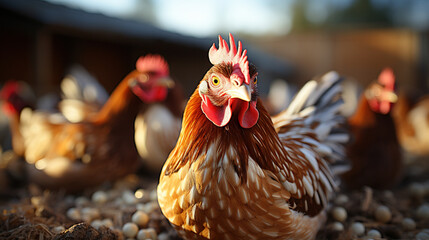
[
  {"left": 201, "top": 96, "right": 259, "bottom": 128},
  {"left": 201, "top": 95, "right": 232, "bottom": 127},
  {"left": 238, "top": 100, "right": 259, "bottom": 128},
  {"left": 368, "top": 98, "right": 392, "bottom": 115},
  {"left": 133, "top": 85, "right": 167, "bottom": 103}
]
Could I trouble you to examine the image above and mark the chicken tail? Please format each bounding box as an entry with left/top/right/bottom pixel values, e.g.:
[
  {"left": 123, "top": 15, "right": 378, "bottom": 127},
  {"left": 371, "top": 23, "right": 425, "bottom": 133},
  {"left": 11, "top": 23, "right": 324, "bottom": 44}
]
[{"left": 274, "top": 71, "right": 349, "bottom": 171}]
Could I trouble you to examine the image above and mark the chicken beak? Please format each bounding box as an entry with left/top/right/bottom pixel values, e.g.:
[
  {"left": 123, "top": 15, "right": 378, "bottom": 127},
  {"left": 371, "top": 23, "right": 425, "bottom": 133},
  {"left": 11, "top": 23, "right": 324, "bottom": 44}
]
[
  {"left": 384, "top": 91, "right": 398, "bottom": 103},
  {"left": 227, "top": 84, "right": 252, "bottom": 102},
  {"left": 156, "top": 77, "right": 175, "bottom": 89}
]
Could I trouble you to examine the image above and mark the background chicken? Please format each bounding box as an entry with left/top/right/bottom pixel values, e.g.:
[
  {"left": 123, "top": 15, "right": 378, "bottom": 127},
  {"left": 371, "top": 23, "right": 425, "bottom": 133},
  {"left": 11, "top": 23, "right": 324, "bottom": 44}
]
[
  {"left": 0, "top": 81, "right": 36, "bottom": 155},
  {"left": 134, "top": 75, "right": 184, "bottom": 174},
  {"left": 392, "top": 88, "right": 429, "bottom": 157},
  {"left": 157, "top": 34, "right": 348, "bottom": 240},
  {"left": 342, "top": 68, "right": 403, "bottom": 190},
  {"left": 1, "top": 55, "right": 174, "bottom": 192},
  {"left": 58, "top": 64, "right": 184, "bottom": 173}
]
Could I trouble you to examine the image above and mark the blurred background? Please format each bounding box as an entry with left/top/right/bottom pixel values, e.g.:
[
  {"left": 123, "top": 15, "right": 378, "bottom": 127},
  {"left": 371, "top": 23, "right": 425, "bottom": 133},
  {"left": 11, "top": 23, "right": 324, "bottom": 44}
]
[
  {"left": 0, "top": 0, "right": 428, "bottom": 100},
  {"left": 2, "top": 1, "right": 429, "bottom": 238}
]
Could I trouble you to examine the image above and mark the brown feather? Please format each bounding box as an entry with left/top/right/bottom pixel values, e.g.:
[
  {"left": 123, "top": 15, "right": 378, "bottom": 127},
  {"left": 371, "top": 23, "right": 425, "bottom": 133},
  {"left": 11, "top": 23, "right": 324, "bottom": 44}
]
[
  {"left": 165, "top": 85, "right": 329, "bottom": 217},
  {"left": 25, "top": 74, "right": 144, "bottom": 192}
]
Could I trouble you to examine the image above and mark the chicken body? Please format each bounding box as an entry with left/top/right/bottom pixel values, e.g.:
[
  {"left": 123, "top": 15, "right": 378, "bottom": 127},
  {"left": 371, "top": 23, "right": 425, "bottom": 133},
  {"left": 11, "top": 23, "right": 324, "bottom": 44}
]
[
  {"left": 22, "top": 78, "right": 143, "bottom": 191},
  {"left": 342, "top": 68, "right": 403, "bottom": 189},
  {"left": 158, "top": 35, "right": 348, "bottom": 240},
  {"left": 135, "top": 103, "right": 181, "bottom": 172},
  {"left": 393, "top": 92, "right": 429, "bottom": 156},
  {"left": 58, "top": 64, "right": 183, "bottom": 173},
  {"left": 0, "top": 81, "right": 35, "bottom": 155},
  {"left": 2, "top": 55, "right": 174, "bottom": 192},
  {"left": 343, "top": 94, "right": 402, "bottom": 189}
]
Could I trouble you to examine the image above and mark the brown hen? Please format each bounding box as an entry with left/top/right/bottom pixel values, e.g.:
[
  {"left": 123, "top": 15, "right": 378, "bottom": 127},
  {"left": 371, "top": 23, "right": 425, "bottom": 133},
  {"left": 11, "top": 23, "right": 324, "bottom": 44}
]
[
  {"left": 392, "top": 89, "right": 429, "bottom": 157},
  {"left": 157, "top": 34, "right": 348, "bottom": 240},
  {"left": 342, "top": 68, "right": 403, "bottom": 189},
  {"left": 1, "top": 55, "right": 174, "bottom": 192}
]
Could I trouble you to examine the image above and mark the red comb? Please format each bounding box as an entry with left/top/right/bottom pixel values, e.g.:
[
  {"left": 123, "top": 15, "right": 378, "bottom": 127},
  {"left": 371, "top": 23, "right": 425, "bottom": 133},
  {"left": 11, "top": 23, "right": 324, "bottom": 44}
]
[
  {"left": 0, "top": 81, "right": 20, "bottom": 99},
  {"left": 209, "top": 33, "right": 250, "bottom": 85},
  {"left": 378, "top": 68, "right": 395, "bottom": 91},
  {"left": 136, "top": 54, "right": 169, "bottom": 76}
]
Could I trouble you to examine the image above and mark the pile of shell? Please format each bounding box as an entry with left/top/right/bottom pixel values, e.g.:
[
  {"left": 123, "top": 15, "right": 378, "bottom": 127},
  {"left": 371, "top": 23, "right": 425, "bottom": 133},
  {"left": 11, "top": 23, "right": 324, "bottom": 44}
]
[{"left": 318, "top": 178, "right": 429, "bottom": 240}]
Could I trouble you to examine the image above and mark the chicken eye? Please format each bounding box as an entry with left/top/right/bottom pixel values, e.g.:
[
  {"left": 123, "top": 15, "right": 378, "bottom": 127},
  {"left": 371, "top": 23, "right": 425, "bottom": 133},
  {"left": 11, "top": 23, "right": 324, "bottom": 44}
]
[
  {"left": 212, "top": 76, "right": 220, "bottom": 86},
  {"left": 253, "top": 77, "right": 258, "bottom": 85}
]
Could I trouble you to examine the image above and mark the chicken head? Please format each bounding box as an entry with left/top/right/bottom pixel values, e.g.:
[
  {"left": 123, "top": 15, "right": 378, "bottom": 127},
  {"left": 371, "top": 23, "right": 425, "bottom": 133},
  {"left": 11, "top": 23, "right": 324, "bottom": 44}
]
[{"left": 199, "top": 34, "right": 259, "bottom": 128}]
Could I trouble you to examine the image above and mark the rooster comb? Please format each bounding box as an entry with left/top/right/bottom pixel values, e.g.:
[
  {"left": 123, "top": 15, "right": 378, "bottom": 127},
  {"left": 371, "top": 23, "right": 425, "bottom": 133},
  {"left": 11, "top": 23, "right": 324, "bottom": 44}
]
[
  {"left": 136, "top": 54, "right": 169, "bottom": 75},
  {"left": 0, "top": 81, "right": 20, "bottom": 99},
  {"left": 209, "top": 33, "right": 250, "bottom": 85},
  {"left": 378, "top": 67, "right": 395, "bottom": 91}
]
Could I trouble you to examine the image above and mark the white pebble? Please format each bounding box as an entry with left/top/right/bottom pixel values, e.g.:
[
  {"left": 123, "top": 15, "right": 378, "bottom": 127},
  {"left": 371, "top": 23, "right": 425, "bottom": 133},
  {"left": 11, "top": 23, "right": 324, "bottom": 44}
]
[
  {"left": 402, "top": 217, "right": 416, "bottom": 231},
  {"left": 75, "top": 196, "right": 89, "bottom": 207},
  {"left": 122, "top": 222, "right": 139, "bottom": 238},
  {"left": 417, "top": 204, "right": 429, "bottom": 220},
  {"left": 416, "top": 229, "right": 429, "bottom": 240},
  {"left": 64, "top": 196, "right": 75, "bottom": 205},
  {"left": 101, "top": 218, "right": 114, "bottom": 228},
  {"left": 52, "top": 226, "right": 65, "bottom": 234},
  {"left": 375, "top": 205, "right": 391, "bottom": 223},
  {"left": 350, "top": 222, "right": 365, "bottom": 236},
  {"left": 107, "top": 189, "right": 121, "bottom": 199},
  {"left": 150, "top": 190, "right": 158, "bottom": 201},
  {"left": 66, "top": 208, "right": 81, "bottom": 220},
  {"left": 114, "top": 197, "right": 124, "bottom": 206},
  {"left": 367, "top": 229, "right": 382, "bottom": 238},
  {"left": 91, "top": 219, "right": 103, "bottom": 229},
  {"left": 132, "top": 210, "right": 150, "bottom": 227},
  {"left": 410, "top": 183, "right": 426, "bottom": 198},
  {"left": 142, "top": 202, "right": 158, "bottom": 213},
  {"left": 334, "top": 194, "right": 349, "bottom": 205},
  {"left": 136, "top": 203, "right": 145, "bottom": 211},
  {"left": 135, "top": 189, "right": 146, "bottom": 199},
  {"left": 157, "top": 233, "right": 169, "bottom": 240},
  {"left": 81, "top": 207, "right": 100, "bottom": 222},
  {"left": 331, "top": 222, "right": 344, "bottom": 231},
  {"left": 383, "top": 190, "right": 394, "bottom": 199},
  {"left": 122, "top": 190, "right": 137, "bottom": 204},
  {"left": 137, "top": 228, "right": 157, "bottom": 240},
  {"left": 331, "top": 207, "right": 347, "bottom": 222},
  {"left": 92, "top": 191, "right": 108, "bottom": 204}
]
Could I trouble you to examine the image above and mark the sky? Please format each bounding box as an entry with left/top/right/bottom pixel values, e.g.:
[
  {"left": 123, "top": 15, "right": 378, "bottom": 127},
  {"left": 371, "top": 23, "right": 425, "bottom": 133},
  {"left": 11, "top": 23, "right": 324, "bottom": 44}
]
[
  {"left": 45, "top": 0, "right": 429, "bottom": 37},
  {"left": 152, "top": 0, "right": 294, "bottom": 36},
  {"left": 45, "top": 0, "right": 296, "bottom": 36}
]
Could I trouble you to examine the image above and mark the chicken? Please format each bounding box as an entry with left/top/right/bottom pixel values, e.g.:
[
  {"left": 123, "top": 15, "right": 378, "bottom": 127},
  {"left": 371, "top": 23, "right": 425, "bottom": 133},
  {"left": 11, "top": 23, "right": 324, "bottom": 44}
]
[
  {"left": 392, "top": 89, "right": 429, "bottom": 157},
  {"left": 0, "top": 81, "right": 36, "bottom": 155},
  {"left": 58, "top": 64, "right": 183, "bottom": 173},
  {"left": 342, "top": 68, "right": 402, "bottom": 189},
  {"left": 1, "top": 55, "right": 174, "bottom": 192},
  {"left": 134, "top": 78, "right": 184, "bottom": 173},
  {"left": 157, "top": 34, "right": 348, "bottom": 240}
]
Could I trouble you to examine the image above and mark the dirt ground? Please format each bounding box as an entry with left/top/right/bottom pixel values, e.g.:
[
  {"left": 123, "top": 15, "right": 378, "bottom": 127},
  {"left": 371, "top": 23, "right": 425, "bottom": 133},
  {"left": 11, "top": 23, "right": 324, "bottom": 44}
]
[{"left": 1, "top": 150, "right": 428, "bottom": 240}]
